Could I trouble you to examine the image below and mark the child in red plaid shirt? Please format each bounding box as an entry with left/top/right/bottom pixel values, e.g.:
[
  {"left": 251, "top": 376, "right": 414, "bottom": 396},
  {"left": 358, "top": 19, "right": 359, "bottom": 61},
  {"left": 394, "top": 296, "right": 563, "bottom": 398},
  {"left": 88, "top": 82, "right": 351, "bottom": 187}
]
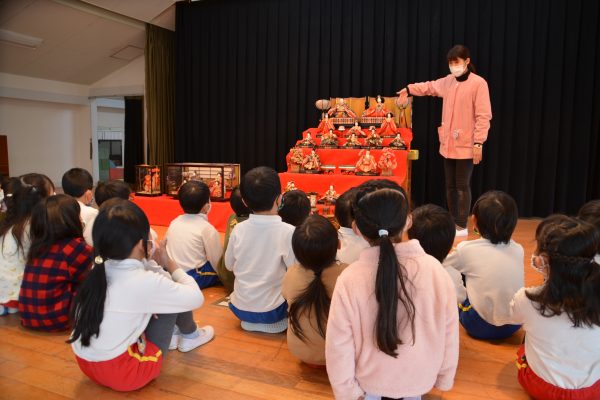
[{"left": 19, "top": 194, "right": 92, "bottom": 331}]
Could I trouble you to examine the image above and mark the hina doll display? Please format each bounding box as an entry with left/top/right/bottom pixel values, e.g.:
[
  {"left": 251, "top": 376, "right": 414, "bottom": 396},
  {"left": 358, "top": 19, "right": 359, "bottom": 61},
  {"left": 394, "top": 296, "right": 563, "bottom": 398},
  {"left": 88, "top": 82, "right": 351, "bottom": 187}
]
[
  {"left": 299, "top": 132, "right": 317, "bottom": 147},
  {"left": 320, "top": 128, "right": 338, "bottom": 147},
  {"left": 316, "top": 113, "right": 336, "bottom": 136},
  {"left": 302, "top": 149, "right": 322, "bottom": 172},
  {"left": 285, "top": 180, "right": 298, "bottom": 192},
  {"left": 388, "top": 133, "right": 406, "bottom": 150},
  {"left": 378, "top": 112, "right": 399, "bottom": 137},
  {"left": 209, "top": 173, "right": 223, "bottom": 198},
  {"left": 355, "top": 150, "right": 378, "bottom": 175},
  {"left": 362, "top": 95, "right": 389, "bottom": 117},
  {"left": 346, "top": 120, "right": 366, "bottom": 137},
  {"left": 377, "top": 148, "right": 398, "bottom": 176},
  {"left": 343, "top": 133, "right": 362, "bottom": 148},
  {"left": 327, "top": 98, "right": 357, "bottom": 119},
  {"left": 365, "top": 127, "right": 383, "bottom": 148}
]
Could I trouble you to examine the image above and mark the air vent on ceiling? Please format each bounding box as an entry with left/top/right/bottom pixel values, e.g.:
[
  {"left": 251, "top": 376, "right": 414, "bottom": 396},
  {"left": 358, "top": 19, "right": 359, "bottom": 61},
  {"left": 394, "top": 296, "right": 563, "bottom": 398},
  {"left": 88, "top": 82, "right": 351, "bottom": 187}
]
[{"left": 110, "top": 45, "right": 144, "bottom": 61}]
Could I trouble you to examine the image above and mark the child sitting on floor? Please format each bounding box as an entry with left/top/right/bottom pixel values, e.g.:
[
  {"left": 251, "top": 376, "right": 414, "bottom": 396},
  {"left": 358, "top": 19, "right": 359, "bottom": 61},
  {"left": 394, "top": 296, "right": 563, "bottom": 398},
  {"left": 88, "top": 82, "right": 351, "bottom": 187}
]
[
  {"left": 334, "top": 187, "right": 369, "bottom": 264},
  {"left": 62, "top": 168, "right": 97, "bottom": 229},
  {"left": 83, "top": 180, "right": 132, "bottom": 245},
  {"left": 69, "top": 199, "right": 211, "bottom": 392},
  {"left": 166, "top": 181, "right": 222, "bottom": 288},
  {"left": 0, "top": 173, "right": 54, "bottom": 316},
  {"left": 326, "top": 187, "right": 459, "bottom": 400},
  {"left": 408, "top": 204, "right": 466, "bottom": 303},
  {"left": 19, "top": 194, "right": 93, "bottom": 331},
  {"left": 443, "top": 190, "right": 524, "bottom": 340},
  {"left": 510, "top": 215, "right": 600, "bottom": 400},
  {"left": 225, "top": 166, "right": 295, "bottom": 333},
  {"left": 216, "top": 186, "right": 250, "bottom": 293},
  {"left": 281, "top": 215, "right": 347, "bottom": 366},
  {"left": 278, "top": 189, "right": 311, "bottom": 227}
]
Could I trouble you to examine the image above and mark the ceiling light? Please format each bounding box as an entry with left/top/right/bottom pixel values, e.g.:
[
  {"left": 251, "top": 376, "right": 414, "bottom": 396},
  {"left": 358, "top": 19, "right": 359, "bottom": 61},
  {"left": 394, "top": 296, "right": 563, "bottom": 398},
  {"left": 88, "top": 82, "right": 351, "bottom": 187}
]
[{"left": 0, "top": 29, "right": 43, "bottom": 49}]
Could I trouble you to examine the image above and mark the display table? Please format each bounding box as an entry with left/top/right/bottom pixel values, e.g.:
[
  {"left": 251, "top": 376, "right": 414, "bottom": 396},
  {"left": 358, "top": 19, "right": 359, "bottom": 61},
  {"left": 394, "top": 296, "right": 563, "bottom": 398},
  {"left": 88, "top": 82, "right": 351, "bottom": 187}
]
[
  {"left": 132, "top": 195, "right": 232, "bottom": 232},
  {"left": 279, "top": 172, "right": 406, "bottom": 195}
]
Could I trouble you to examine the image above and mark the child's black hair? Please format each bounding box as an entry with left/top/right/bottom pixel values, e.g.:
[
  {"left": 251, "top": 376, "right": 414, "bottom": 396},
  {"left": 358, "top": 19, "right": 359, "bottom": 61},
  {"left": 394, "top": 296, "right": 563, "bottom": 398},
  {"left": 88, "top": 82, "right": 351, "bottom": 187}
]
[
  {"left": 408, "top": 204, "right": 455, "bottom": 263},
  {"left": 68, "top": 199, "right": 150, "bottom": 347},
  {"left": 527, "top": 214, "right": 600, "bottom": 328},
  {"left": 279, "top": 190, "right": 310, "bottom": 227},
  {"left": 334, "top": 187, "right": 359, "bottom": 229},
  {"left": 289, "top": 215, "right": 338, "bottom": 342},
  {"left": 28, "top": 194, "right": 83, "bottom": 263},
  {"left": 240, "top": 166, "right": 281, "bottom": 213},
  {"left": 62, "top": 168, "right": 93, "bottom": 198},
  {"left": 353, "top": 188, "right": 414, "bottom": 357},
  {"left": 229, "top": 186, "right": 250, "bottom": 218},
  {"left": 94, "top": 181, "right": 132, "bottom": 207},
  {"left": 472, "top": 190, "right": 518, "bottom": 245},
  {"left": 178, "top": 180, "right": 210, "bottom": 214},
  {"left": 0, "top": 173, "right": 54, "bottom": 254}
]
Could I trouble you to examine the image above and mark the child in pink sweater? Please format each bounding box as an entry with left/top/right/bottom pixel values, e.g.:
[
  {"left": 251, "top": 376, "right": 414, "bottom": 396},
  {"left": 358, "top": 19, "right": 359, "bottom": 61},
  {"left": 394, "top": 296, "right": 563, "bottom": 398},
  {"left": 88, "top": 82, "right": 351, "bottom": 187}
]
[{"left": 325, "top": 186, "right": 459, "bottom": 400}]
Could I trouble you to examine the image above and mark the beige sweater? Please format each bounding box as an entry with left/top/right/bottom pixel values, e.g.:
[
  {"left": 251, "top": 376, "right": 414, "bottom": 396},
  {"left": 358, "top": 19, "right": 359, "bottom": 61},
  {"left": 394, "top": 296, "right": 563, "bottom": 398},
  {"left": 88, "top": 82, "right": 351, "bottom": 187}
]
[{"left": 281, "top": 261, "right": 347, "bottom": 365}]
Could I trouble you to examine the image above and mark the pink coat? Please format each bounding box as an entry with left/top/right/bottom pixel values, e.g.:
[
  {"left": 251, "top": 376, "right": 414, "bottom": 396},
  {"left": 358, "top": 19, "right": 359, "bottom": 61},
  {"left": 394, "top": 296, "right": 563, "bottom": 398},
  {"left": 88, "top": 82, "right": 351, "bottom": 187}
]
[
  {"left": 325, "top": 240, "right": 459, "bottom": 399},
  {"left": 408, "top": 73, "right": 492, "bottom": 159}
]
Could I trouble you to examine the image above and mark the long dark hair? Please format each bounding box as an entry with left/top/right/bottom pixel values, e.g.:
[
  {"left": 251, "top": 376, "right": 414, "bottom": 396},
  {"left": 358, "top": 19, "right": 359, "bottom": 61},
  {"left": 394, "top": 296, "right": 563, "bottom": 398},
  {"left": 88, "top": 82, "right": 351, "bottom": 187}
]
[
  {"left": 447, "top": 44, "right": 476, "bottom": 73},
  {"left": 527, "top": 215, "right": 600, "bottom": 328},
  {"left": 68, "top": 198, "right": 150, "bottom": 346},
  {"left": 27, "top": 194, "right": 83, "bottom": 263},
  {"left": 353, "top": 188, "right": 414, "bottom": 357},
  {"left": 289, "top": 215, "right": 338, "bottom": 342},
  {"left": 0, "top": 173, "right": 54, "bottom": 254}
]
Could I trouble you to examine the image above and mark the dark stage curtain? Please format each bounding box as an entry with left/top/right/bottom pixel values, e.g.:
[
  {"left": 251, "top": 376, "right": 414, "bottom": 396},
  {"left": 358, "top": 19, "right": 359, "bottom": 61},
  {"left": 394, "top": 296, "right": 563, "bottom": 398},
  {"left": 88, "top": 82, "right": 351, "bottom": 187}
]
[
  {"left": 175, "top": 0, "right": 600, "bottom": 217},
  {"left": 124, "top": 96, "right": 144, "bottom": 184}
]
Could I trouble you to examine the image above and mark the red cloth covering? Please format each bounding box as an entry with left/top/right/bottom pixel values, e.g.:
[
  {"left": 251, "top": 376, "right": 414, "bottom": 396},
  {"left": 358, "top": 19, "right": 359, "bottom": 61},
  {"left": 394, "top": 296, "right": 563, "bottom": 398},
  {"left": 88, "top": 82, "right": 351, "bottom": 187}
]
[
  {"left": 279, "top": 173, "right": 406, "bottom": 196},
  {"left": 131, "top": 195, "right": 232, "bottom": 231},
  {"left": 287, "top": 148, "right": 408, "bottom": 177}
]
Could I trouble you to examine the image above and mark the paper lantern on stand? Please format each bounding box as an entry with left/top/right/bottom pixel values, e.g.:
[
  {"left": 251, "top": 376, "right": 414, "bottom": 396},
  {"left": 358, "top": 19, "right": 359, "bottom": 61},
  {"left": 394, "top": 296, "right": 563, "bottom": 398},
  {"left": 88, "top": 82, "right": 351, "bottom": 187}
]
[{"left": 315, "top": 99, "right": 331, "bottom": 120}]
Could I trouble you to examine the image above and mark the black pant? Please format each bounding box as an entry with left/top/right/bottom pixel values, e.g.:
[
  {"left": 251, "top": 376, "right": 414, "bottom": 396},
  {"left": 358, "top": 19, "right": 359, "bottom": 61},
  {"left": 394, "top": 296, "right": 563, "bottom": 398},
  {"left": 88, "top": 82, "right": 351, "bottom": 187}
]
[
  {"left": 144, "top": 311, "right": 197, "bottom": 355},
  {"left": 443, "top": 158, "right": 474, "bottom": 229}
]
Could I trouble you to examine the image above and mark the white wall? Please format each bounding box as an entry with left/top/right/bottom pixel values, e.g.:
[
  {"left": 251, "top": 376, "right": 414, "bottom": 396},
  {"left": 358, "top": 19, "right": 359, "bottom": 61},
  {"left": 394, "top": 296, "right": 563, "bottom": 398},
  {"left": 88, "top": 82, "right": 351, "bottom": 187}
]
[{"left": 0, "top": 97, "right": 91, "bottom": 186}]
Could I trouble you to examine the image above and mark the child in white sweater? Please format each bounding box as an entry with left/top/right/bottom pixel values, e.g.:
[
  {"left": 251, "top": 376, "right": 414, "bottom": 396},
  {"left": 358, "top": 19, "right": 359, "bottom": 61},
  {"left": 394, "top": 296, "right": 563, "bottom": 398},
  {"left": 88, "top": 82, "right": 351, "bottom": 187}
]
[
  {"left": 334, "top": 187, "right": 369, "bottom": 264},
  {"left": 166, "top": 181, "right": 222, "bottom": 288},
  {"left": 225, "top": 167, "right": 295, "bottom": 333},
  {"left": 69, "top": 199, "right": 212, "bottom": 392},
  {"left": 443, "top": 190, "right": 524, "bottom": 340}
]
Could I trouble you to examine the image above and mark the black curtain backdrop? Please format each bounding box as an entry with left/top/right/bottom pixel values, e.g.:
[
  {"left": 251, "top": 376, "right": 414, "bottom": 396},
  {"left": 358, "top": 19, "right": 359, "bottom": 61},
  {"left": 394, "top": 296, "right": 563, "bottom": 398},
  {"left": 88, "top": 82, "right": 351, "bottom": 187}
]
[
  {"left": 124, "top": 97, "right": 144, "bottom": 184},
  {"left": 175, "top": 0, "right": 600, "bottom": 217}
]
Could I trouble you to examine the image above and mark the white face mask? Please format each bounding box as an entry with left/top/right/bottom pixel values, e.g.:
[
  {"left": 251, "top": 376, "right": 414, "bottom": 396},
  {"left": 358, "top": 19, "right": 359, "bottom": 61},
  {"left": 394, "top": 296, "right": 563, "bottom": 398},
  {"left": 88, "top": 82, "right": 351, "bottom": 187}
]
[
  {"left": 449, "top": 64, "right": 467, "bottom": 78},
  {"left": 204, "top": 203, "right": 212, "bottom": 215},
  {"left": 530, "top": 254, "right": 548, "bottom": 277}
]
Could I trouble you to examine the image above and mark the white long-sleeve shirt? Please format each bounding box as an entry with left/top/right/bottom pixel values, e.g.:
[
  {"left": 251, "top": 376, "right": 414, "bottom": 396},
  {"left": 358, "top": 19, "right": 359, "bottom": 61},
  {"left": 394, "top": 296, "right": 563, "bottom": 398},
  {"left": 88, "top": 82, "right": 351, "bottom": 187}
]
[
  {"left": 510, "top": 286, "right": 600, "bottom": 389},
  {"left": 78, "top": 201, "right": 98, "bottom": 231},
  {"left": 443, "top": 238, "right": 524, "bottom": 325},
  {"left": 71, "top": 258, "right": 204, "bottom": 361},
  {"left": 165, "top": 213, "right": 222, "bottom": 272},
  {"left": 336, "top": 227, "right": 369, "bottom": 264},
  {"left": 225, "top": 214, "right": 295, "bottom": 312}
]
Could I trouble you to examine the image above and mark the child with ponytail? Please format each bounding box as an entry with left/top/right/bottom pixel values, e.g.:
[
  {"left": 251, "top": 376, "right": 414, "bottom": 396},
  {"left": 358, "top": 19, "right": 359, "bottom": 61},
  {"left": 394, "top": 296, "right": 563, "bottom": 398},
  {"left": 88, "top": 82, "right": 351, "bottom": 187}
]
[
  {"left": 326, "top": 187, "right": 459, "bottom": 400},
  {"left": 19, "top": 194, "right": 92, "bottom": 331},
  {"left": 510, "top": 215, "right": 600, "bottom": 400},
  {"left": 69, "top": 199, "right": 212, "bottom": 392},
  {"left": 281, "top": 215, "right": 347, "bottom": 367},
  {"left": 0, "top": 173, "right": 54, "bottom": 315}
]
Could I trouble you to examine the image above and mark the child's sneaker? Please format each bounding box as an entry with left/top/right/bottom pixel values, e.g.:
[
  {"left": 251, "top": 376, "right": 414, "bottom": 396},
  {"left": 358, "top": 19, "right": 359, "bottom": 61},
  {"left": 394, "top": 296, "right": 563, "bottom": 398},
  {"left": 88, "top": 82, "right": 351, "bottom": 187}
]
[
  {"left": 169, "top": 325, "right": 181, "bottom": 350},
  {"left": 241, "top": 318, "right": 288, "bottom": 333},
  {"left": 177, "top": 326, "right": 214, "bottom": 352}
]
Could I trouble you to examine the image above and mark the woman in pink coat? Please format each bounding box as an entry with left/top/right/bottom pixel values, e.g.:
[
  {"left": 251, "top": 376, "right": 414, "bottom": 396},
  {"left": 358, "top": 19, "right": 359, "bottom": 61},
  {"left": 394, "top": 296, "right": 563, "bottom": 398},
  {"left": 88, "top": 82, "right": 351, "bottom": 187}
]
[{"left": 397, "top": 45, "right": 492, "bottom": 237}]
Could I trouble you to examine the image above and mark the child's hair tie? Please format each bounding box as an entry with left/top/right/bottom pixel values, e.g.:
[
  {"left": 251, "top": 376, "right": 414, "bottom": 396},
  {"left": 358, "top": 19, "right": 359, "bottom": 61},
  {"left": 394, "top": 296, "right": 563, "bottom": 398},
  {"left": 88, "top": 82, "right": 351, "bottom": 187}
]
[
  {"left": 314, "top": 270, "right": 322, "bottom": 278},
  {"left": 378, "top": 229, "right": 389, "bottom": 237},
  {"left": 94, "top": 255, "right": 104, "bottom": 264}
]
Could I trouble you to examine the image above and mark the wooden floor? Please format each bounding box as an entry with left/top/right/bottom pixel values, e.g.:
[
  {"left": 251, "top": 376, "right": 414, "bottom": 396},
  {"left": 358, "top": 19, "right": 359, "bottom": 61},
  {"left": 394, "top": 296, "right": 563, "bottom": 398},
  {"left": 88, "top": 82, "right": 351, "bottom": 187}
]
[{"left": 0, "top": 219, "right": 543, "bottom": 400}]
